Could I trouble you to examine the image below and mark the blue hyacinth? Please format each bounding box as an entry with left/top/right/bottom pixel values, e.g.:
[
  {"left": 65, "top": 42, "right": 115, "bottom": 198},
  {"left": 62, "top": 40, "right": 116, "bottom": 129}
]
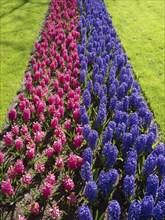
[
  {"left": 142, "top": 153, "right": 157, "bottom": 176},
  {"left": 152, "top": 201, "right": 165, "bottom": 220},
  {"left": 78, "top": 204, "right": 93, "bottom": 220},
  {"left": 128, "top": 200, "right": 141, "bottom": 220},
  {"left": 85, "top": 181, "right": 98, "bottom": 203},
  {"left": 107, "top": 200, "right": 121, "bottom": 220},
  {"left": 146, "top": 174, "right": 159, "bottom": 199},
  {"left": 123, "top": 175, "right": 135, "bottom": 199},
  {"left": 141, "top": 195, "right": 154, "bottom": 220},
  {"left": 157, "top": 154, "right": 165, "bottom": 176},
  {"left": 124, "top": 150, "right": 137, "bottom": 176},
  {"left": 88, "top": 129, "right": 98, "bottom": 150},
  {"left": 122, "top": 132, "right": 133, "bottom": 153},
  {"left": 82, "top": 124, "right": 91, "bottom": 141},
  {"left": 83, "top": 147, "right": 93, "bottom": 165},
  {"left": 81, "top": 161, "right": 93, "bottom": 182},
  {"left": 102, "top": 142, "right": 118, "bottom": 168},
  {"left": 83, "top": 89, "right": 91, "bottom": 109},
  {"left": 97, "top": 169, "right": 118, "bottom": 198}
]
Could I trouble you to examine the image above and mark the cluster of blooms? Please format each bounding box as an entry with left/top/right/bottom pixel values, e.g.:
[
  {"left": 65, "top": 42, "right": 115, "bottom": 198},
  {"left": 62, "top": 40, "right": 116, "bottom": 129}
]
[
  {"left": 77, "top": 0, "right": 165, "bottom": 219},
  {"left": 0, "top": 0, "right": 165, "bottom": 219},
  {"left": 0, "top": 0, "right": 86, "bottom": 219}
]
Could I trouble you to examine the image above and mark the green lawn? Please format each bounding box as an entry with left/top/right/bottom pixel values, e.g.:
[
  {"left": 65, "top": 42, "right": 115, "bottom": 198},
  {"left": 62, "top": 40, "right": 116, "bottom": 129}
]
[
  {"left": 105, "top": 0, "right": 165, "bottom": 140},
  {"left": 0, "top": 0, "right": 49, "bottom": 130}
]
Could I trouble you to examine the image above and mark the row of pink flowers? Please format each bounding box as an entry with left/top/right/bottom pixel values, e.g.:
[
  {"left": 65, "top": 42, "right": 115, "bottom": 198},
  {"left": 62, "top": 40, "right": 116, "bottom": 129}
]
[{"left": 0, "top": 0, "right": 84, "bottom": 219}]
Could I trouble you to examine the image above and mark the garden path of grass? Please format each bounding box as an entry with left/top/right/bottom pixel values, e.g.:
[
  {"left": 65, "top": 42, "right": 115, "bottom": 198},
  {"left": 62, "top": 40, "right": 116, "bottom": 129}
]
[
  {"left": 0, "top": 0, "right": 50, "bottom": 130},
  {"left": 105, "top": 0, "right": 165, "bottom": 140}
]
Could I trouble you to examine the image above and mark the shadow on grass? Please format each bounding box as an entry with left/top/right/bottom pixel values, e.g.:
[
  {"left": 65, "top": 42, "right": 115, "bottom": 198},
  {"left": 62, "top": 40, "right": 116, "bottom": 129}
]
[{"left": 0, "top": 0, "right": 49, "bottom": 19}]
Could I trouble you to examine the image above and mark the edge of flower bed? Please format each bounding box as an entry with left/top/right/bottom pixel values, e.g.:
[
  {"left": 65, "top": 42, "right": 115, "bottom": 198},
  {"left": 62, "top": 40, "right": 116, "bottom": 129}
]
[
  {"left": 104, "top": 4, "right": 164, "bottom": 142},
  {"left": 0, "top": 1, "right": 51, "bottom": 141}
]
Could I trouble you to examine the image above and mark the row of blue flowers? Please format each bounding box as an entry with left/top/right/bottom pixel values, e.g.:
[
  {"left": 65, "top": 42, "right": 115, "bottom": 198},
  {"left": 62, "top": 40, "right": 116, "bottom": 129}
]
[{"left": 77, "top": 0, "right": 165, "bottom": 219}]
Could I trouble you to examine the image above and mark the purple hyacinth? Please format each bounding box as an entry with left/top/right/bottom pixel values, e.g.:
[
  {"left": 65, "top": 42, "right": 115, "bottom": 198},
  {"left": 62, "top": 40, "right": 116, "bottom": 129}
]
[
  {"left": 81, "top": 113, "right": 89, "bottom": 126},
  {"left": 145, "top": 132, "right": 155, "bottom": 153},
  {"left": 78, "top": 204, "right": 93, "bottom": 220},
  {"left": 152, "top": 201, "right": 165, "bottom": 220},
  {"left": 82, "top": 124, "right": 91, "bottom": 141},
  {"left": 115, "top": 122, "right": 126, "bottom": 140},
  {"left": 83, "top": 89, "right": 91, "bottom": 109},
  {"left": 83, "top": 147, "right": 93, "bottom": 165},
  {"left": 124, "top": 150, "right": 137, "bottom": 176},
  {"left": 102, "top": 127, "right": 113, "bottom": 145},
  {"left": 152, "top": 144, "right": 165, "bottom": 156},
  {"left": 157, "top": 179, "right": 165, "bottom": 201},
  {"left": 122, "top": 132, "right": 133, "bottom": 153},
  {"left": 80, "top": 69, "right": 86, "bottom": 84},
  {"left": 146, "top": 174, "right": 159, "bottom": 199},
  {"left": 95, "top": 104, "right": 106, "bottom": 126},
  {"left": 81, "top": 161, "right": 93, "bottom": 182},
  {"left": 141, "top": 195, "right": 154, "bottom": 220},
  {"left": 128, "top": 200, "right": 141, "bottom": 220},
  {"left": 130, "top": 124, "right": 140, "bottom": 141},
  {"left": 88, "top": 129, "right": 98, "bottom": 150},
  {"left": 107, "top": 200, "right": 121, "bottom": 220},
  {"left": 97, "top": 169, "right": 118, "bottom": 198},
  {"left": 157, "top": 154, "right": 165, "bottom": 176},
  {"left": 123, "top": 175, "right": 135, "bottom": 199},
  {"left": 142, "top": 153, "right": 157, "bottom": 175},
  {"left": 134, "top": 134, "right": 147, "bottom": 154},
  {"left": 102, "top": 142, "right": 118, "bottom": 168},
  {"left": 86, "top": 80, "right": 93, "bottom": 94},
  {"left": 85, "top": 181, "right": 98, "bottom": 203}
]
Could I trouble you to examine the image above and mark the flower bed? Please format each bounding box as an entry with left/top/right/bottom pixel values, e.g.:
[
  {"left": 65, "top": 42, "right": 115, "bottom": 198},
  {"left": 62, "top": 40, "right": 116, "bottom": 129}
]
[{"left": 0, "top": 0, "right": 165, "bottom": 219}]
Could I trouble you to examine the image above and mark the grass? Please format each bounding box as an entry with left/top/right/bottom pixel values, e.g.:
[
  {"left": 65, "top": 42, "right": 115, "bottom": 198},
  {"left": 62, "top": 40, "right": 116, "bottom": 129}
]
[
  {"left": 104, "top": 0, "right": 165, "bottom": 140},
  {"left": 0, "top": 0, "right": 50, "bottom": 129}
]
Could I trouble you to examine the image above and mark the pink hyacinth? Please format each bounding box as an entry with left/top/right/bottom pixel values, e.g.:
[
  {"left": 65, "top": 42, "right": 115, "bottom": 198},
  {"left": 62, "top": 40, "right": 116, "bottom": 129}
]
[
  {"left": 30, "top": 201, "right": 40, "bottom": 215},
  {"left": 14, "top": 159, "right": 24, "bottom": 175},
  {"left": 22, "top": 173, "right": 32, "bottom": 185},
  {"left": 46, "top": 146, "right": 55, "bottom": 158},
  {"left": 0, "top": 151, "right": 4, "bottom": 164},
  {"left": 12, "top": 124, "right": 19, "bottom": 136},
  {"left": 19, "top": 101, "right": 26, "bottom": 111},
  {"left": 73, "top": 108, "right": 80, "bottom": 120},
  {"left": 50, "top": 204, "right": 60, "bottom": 220},
  {"left": 46, "top": 173, "right": 56, "bottom": 185},
  {"left": 73, "top": 135, "right": 83, "bottom": 149},
  {"left": 53, "top": 139, "right": 62, "bottom": 154},
  {"left": 35, "top": 162, "right": 45, "bottom": 173},
  {"left": 51, "top": 117, "right": 59, "bottom": 129},
  {"left": 32, "top": 122, "right": 41, "bottom": 132},
  {"left": 41, "top": 182, "right": 53, "bottom": 198},
  {"left": 34, "top": 131, "right": 45, "bottom": 143},
  {"left": 14, "top": 137, "right": 23, "bottom": 150},
  {"left": 7, "top": 166, "right": 16, "bottom": 179},
  {"left": 1, "top": 178, "right": 14, "bottom": 196},
  {"left": 26, "top": 148, "right": 35, "bottom": 160},
  {"left": 55, "top": 156, "right": 64, "bottom": 169},
  {"left": 76, "top": 125, "right": 82, "bottom": 135},
  {"left": 3, "top": 132, "right": 13, "bottom": 146},
  {"left": 21, "top": 124, "right": 28, "bottom": 135},
  {"left": 36, "top": 100, "right": 46, "bottom": 114},
  {"left": 18, "top": 215, "right": 26, "bottom": 220},
  {"left": 63, "top": 175, "right": 74, "bottom": 191},
  {"left": 8, "top": 108, "right": 17, "bottom": 121},
  {"left": 76, "top": 156, "right": 84, "bottom": 169},
  {"left": 67, "top": 153, "right": 78, "bottom": 170},
  {"left": 23, "top": 108, "right": 31, "bottom": 121},
  {"left": 64, "top": 119, "right": 71, "bottom": 130},
  {"left": 67, "top": 193, "right": 77, "bottom": 205}
]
